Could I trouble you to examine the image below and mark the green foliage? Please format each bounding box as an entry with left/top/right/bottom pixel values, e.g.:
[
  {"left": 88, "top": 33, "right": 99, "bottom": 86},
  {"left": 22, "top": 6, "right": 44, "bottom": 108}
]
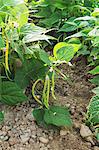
[
  {"left": 0, "top": 111, "right": 4, "bottom": 122},
  {"left": 30, "top": 0, "right": 95, "bottom": 28},
  {"left": 0, "top": 0, "right": 28, "bottom": 27},
  {"left": 92, "top": 87, "right": 99, "bottom": 96},
  {"left": 53, "top": 42, "right": 81, "bottom": 62},
  {"left": 44, "top": 106, "right": 72, "bottom": 127},
  {"left": 31, "top": 41, "right": 81, "bottom": 110},
  {"left": 0, "top": 0, "right": 98, "bottom": 129},
  {"left": 88, "top": 66, "right": 99, "bottom": 75},
  {"left": 33, "top": 105, "right": 72, "bottom": 127},
  {"left": 33, "top": 108, "right": 45, "bottom": 125},
  {"left": 87, "top": 62, "right": 99, "bottom": 129},
  {"left": 15, "top": 58, "right": 48, "bottom": 89},
  {"left": 21, "top": 24, "right": 56, "bottom": 43},
  {"left": 89, "top": 65, "right": 99, "bottom": 92},
  {"left": 89, "top": 75, "right": 99, "bottom": 85},
  {"left": 87, "top": 61, "right": 99, "bottom": 138},
  {"left": 3, "top": 0, "right": 24, "bottom": 6},
  {"left": 0, "top": 81, "right": 27, "bottom": 105},
  {"left": 87, "top": 95, "right": 99, "bottom": 125},
  {"left": 57, "top": 8, "right": 99, "bottom": 69},
  {"left": 59, "top": 22, "right": 78, "bottom": 32}
]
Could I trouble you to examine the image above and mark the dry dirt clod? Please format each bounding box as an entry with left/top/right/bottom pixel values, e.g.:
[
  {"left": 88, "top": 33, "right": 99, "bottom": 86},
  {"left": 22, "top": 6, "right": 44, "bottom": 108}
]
[
  {"left": 73, "top": 122, "right": 80, "bottom": 129},
  {"left": 9, "top": 137, "right": 18, "bottom": 146},
  {"left": 86, "top": 136, "right": 95, "bottom": 145},
  {"left": 80, "top": 124, "right": 95, "bottom": 145},
  {"left": 94, "top": 146, "right": 99, "bottom": 150},
  {"left": 20, "top": 133, "right": 30, "bottom": 143},
  {"left": 39, "top": 137, "right": 49, "bottom": 144},
  {"left": 60, "top": 130, "right": 67, "bottom": 136},
  {"left": 80, "top": 124, "right": 92, "bottom": 138}
]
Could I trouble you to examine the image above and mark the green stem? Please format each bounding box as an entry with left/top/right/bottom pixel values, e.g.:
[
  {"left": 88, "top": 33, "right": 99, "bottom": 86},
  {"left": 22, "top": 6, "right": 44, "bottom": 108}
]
[{"left": 54, "top": 67, "right": 68, "bottom": 80}]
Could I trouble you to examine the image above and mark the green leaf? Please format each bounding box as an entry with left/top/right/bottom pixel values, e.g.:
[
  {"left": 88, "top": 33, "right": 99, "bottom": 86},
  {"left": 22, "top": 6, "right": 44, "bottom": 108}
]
[
  {"left": 3, "top": 0, "right": 24, "bottom": 6},
  {"left": 92, "top": 37, "right": 99, "bottom": 47},
  {"left": 89, "top": 66, "right": 99, "bottom": 75},
  {"left": 20, "top": 24, "right": 46, "bottom": 35},
  {"left": 24, "top": 45, "right": 40, "bottom": 55},
  {"left": 77, "top": 45, "right": 90, "bottom": 56},
  {"left": 59, "top": 22, "right": 78, "bottom": 32},
  {"left": 33, "top": 108, "right": 45, "bottom": 124},
  {"left": 15, "top": 58, "right": 48, "bottom": 89},
  {"left": 88, "top": 27, "right": 99, "bottom": 37},
  {"left": 12, "top": 43, "right": 24, "bottom": 61},
  {"left": 78, "top": 21, "right": 89, "bottom": 28},
  {"left": 68, "top": 38, "right": 81, "bottom": 44},
  {"left": 87, "top": 96, "right": 99, "bottom": 125},
  {"left": 65, "top": 31, "right": 87, "bottom": 40},
  {"left": 53, "top": 0, "right": 71, "bottom": 9},
  {"left": 39, "top": 50, "right": 51, "bottom": 66},
  {"left": 89, "top": 76, "right": 99, "bottom": 86},
  {"left": 10, "top": 4, "right": 29, "bottom": 27},
  {"left": 53, "top": 42, "right": 81, "bottom": 62},
  {"left": 96, "top": 130, "right": 99, "bottom": 140},
  {"left": 0, "top": 35, "right": 5, "bottom": 48},
  {"left": 44, "top": 106, "right": 72, "bottom": 127},
  {"left": 21, "top": 24, "right": 56, "bottom": 43},
  {"left": 23, "top": 34, "right": 55, "bottom": 43},
  {"left": 92, "top": 87, "right": 99, "bottom": 96},
  {"left": 74, "top": 16, "right": 96, "bottom": 21},
  {"left": 0, "top": 111, "right": 4, "bottom": 122},
  {"left": 91, "top": 8, "right": 99, "bottom": 17},
  {"left": 40, "top": 12, "right": 61, "bottom": 27},
  {"left": 0, "top": 81, "right": 27, "bottom": 105},
  {"left": 7, "top": 28, "right": 19, "bottom": 41}
]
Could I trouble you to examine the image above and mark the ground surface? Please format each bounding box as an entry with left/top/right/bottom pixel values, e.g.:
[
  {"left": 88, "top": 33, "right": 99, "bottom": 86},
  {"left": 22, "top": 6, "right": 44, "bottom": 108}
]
[{"left": 0, "top": 59, "right": 99, "bottom": 150}]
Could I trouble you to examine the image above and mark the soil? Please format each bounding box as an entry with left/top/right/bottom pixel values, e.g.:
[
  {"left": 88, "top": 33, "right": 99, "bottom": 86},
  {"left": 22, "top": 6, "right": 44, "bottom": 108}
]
[{"left": 0, "top": 59, "right": 99, "bottom": 150}]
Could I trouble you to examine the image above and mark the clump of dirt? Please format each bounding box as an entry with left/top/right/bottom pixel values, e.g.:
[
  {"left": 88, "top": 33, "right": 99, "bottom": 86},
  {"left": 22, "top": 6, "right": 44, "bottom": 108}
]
[{"left": 0, "top": 59, "right": 98, "bottom": 150}]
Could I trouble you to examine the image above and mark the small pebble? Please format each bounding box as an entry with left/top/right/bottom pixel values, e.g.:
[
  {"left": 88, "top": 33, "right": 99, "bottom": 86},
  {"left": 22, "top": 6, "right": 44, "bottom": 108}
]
[
  {"left": 20, "top": 133, "right": 30, "bottom": 143},
  {"left": 94, "top": 146, "right": 99, "bottom": 150},
  {"left": 80, "top": 124, "right": 92, "bottom": 138},
  {"left": 60, "top": 130, "right": 67, "bottom": 136},
  {"left": 9, "top": 137, "right": 18, "bottom": 146},
  {"left": 39, "top": 137, "right": 49, "bottom": 144}
]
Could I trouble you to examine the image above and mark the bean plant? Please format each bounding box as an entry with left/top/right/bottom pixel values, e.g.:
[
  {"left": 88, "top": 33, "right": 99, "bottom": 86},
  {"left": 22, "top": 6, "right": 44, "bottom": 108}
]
[{"left": 0, "top": 0, "right": 74, "bottom": 127}]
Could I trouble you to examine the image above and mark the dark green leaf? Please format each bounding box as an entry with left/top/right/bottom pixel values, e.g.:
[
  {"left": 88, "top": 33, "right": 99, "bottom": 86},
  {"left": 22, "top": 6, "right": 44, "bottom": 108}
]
[
  {"left": 3, "top": 0, "right": 24, "bottom": 6},
  {"left": 44, "top": 106, "right": 72, "bottom": 127},
  {"left": 0, "top": 35, "right": 5, "bottom": 48},
  {"left": 88, "top": 66, "right": 99, "bottom": 75},
  {"left": 15, "top": 58, "right": 48, "bottom": 89},
  {"left": 87, "top": 96, "right": 99, "bottom": 125},
  {"left": 0, "top": 81, "right": 27, "bottom": 105},
  {"left": 89, "top": 76, "right": 99, "bottom": 86},
  {"left": 40, "top": 12, "right": 61, "bottom": 27},
  {"left": 33, "top": 108, "right": 45, "bottom": 124},
  {"left": 0, "top": 111, "right": 4, "bottom": 122},
  {"left": 59, "top": 22, "right": 77, "bottom": 32},
  {"left": 39, "top": 50, "right": 51, "bottom": 66}
]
